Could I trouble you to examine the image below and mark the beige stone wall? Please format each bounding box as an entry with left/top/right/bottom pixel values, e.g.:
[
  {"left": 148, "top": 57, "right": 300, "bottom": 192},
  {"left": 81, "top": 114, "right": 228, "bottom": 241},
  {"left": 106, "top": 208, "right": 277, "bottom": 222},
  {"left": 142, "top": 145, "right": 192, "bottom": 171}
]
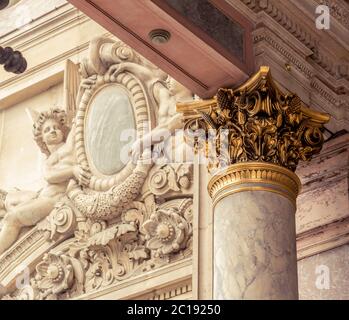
[
  {"left": 296, "top": 132, "right": 349, "bottom": 299},
  {"left": 298, "top": 245, "right": 349, "bottom": 300},
  {"left": 0, "top": 83, "right": 63, "bottom": 191},
  {"left": 0, "top": 0, "right": 109, "bottom": 109}
]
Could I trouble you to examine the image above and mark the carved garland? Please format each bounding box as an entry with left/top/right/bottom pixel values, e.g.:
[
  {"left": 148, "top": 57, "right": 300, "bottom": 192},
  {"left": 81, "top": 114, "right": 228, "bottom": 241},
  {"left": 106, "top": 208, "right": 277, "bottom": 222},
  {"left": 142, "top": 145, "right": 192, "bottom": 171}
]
[{"left": 76, "top": 70, "right": 151, "bottom": 191}]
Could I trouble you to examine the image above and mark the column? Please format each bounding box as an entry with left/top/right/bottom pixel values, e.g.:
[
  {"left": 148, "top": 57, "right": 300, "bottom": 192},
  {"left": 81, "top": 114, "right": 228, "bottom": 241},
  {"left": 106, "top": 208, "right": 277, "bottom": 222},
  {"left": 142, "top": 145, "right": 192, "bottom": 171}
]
[
  {"left": 178, "top": 66, "right": 330, "bottom": 300},
  {"left": 209, "top": 162, "right": 300, "bottom": 299}
]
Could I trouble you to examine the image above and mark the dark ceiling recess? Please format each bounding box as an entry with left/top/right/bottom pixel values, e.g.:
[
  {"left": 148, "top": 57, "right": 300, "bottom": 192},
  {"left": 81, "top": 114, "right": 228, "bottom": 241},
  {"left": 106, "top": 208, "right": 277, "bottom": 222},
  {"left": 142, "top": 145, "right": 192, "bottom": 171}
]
[
  {"left": 149, "top": 29, "right": 171, "bottom": 44},
  {"left": 67, "top": 0, "right": 254, "bottom": 98},
  {"left": 0, "top": 46, "right": 27, "bottom": 74},
  {"left": 0, "top": 0, "right": 9, "bottom": 10},
  {"left": 162, "top": 0, "right": 244, "bottom": 63}
]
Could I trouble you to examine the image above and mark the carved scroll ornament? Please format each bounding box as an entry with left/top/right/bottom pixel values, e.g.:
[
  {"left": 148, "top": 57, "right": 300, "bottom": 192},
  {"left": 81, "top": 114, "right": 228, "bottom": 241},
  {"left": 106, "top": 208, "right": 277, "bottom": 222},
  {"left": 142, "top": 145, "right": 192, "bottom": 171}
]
[{"left": 2, "top": 195, "right": 193, "bottom": 300}]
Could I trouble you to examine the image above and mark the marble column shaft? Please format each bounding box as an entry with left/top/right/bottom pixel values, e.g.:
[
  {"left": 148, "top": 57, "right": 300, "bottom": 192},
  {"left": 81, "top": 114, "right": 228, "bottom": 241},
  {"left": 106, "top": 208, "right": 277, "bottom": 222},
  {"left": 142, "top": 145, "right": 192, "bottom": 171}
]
[
  {"left": 213, "top": 189, "right": 298, "bottom": 299},
  {"left": 209, "top": 162, "right": 301, "bottom": 300}
]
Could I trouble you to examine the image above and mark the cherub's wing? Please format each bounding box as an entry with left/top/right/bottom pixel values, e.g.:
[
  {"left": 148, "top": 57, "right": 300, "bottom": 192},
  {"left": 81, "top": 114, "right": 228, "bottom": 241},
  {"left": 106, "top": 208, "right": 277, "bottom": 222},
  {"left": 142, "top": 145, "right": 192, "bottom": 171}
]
[{"left": 64, "top": 59, "right": 81, "bottom": 126}]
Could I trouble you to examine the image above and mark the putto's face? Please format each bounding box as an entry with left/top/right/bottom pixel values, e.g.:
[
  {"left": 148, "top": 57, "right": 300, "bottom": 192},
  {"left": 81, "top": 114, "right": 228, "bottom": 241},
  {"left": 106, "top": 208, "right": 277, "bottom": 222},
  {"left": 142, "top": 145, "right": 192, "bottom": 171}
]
[{"left": 42, "top": 119, "right": 64, "bottom": 146}]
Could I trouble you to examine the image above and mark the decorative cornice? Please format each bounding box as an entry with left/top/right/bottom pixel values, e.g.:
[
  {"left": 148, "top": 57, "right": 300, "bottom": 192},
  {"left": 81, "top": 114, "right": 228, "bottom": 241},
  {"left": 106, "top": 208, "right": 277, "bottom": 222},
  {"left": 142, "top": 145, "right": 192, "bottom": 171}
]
[
  {"left": 253, "top": 28, "right": 314, "bottom": 79},
  {"left": 310, "top": 78, "right": 344, "bottom": 107},
  {"left": 148, "top": 282, "right": 192, "bottom": 300},
  {"left": 311, "top": 49, "right": 338, "bottom": 78},
  {"left": 208, "top": 162, "right": 301, "bottom": 205},
  {"left": 297, "top": 216, "right": 349, "bottom": 260},
  {"left": 241, "top": 0, "right": 318, "bottom": 50},
  {"left": 240, "top": 0, "right": 349, "bottom": 80}
]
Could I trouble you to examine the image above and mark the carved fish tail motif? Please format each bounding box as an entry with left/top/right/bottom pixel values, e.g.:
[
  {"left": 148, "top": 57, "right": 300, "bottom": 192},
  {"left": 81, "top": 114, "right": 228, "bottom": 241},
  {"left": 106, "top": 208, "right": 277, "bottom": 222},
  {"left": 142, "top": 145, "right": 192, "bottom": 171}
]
[{"left": 68, "top": 171, "right": 148, "bottom": 220}]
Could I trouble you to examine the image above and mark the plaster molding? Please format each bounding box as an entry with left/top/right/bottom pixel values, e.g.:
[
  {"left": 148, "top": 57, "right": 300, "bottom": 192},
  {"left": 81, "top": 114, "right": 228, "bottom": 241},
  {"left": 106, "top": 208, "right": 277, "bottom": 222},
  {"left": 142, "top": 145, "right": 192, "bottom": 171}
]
[
  {"left": 251, "top": 24, "right": 348, "bottom": 131},
  {"left": 297, "top": 217, "right": 349, "bottom": 260},
  {"left": 0, "top": 24, "right": 113, "bottom": 110},
  {"left": 253, "top": 26, "right": 314, "bottom": 79},
  {"left": 239, "top": 0, "right": 349, "bottom": 82},
  {"left": 147, "top": 280, "right": 192, "bottom": 300},
  {"left": 0, "top": 2, "right": 73, "bottom": 42},
  {"left": 73, "top": 258, "right": 192, "bottom": 300},
  {"left": 241, "top": 0, "right": 318, "bottom": 50}
]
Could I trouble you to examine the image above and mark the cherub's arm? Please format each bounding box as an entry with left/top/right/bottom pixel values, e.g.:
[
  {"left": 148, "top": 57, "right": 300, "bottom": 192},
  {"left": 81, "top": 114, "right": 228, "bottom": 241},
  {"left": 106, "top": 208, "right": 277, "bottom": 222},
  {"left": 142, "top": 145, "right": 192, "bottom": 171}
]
[
  {"left": 44, "top": 160, "right": 89, "bottom": 186},
  {"left": 133, "top": 114, "right": 182, "bottom": 148},
  {"left": 130, "top": 81, "right": 184, "bottom": 160}
]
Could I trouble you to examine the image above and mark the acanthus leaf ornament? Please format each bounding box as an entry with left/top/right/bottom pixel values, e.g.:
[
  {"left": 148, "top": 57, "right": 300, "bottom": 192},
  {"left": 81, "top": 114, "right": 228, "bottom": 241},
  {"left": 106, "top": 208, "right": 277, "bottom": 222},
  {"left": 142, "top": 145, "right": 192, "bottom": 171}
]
[{"left": 179, "top": 66, "right": 330, "bottom": 173}]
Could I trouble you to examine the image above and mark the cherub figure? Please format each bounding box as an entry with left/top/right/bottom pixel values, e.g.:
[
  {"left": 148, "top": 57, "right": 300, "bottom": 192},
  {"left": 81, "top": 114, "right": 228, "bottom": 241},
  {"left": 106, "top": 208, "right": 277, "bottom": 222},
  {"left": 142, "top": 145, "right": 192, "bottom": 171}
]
[{"left": 0, "top": 108, "right": 84, "bottom": 255}]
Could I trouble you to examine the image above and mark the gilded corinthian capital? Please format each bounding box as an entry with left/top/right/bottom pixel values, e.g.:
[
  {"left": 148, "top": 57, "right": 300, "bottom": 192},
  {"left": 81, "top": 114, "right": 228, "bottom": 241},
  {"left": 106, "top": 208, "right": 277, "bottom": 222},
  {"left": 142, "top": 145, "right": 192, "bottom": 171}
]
[{"left": 178, "top": 66, "right": 330, "bottom": 173}]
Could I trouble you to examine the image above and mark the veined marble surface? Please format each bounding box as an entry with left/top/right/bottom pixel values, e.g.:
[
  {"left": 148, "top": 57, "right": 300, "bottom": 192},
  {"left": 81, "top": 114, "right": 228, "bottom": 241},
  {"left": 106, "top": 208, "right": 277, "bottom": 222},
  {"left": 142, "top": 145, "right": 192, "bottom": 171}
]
[
  {"left": 214, "top": 190, "right": 298, "bottom": 300},
  {"left": 86, "top": 85, "right": 135, "bottom": 176}
]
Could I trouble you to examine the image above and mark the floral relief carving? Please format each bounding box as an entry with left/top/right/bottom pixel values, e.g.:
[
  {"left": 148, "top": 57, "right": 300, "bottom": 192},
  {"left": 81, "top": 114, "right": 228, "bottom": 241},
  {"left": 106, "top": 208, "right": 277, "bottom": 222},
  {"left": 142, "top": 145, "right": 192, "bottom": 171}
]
[
  {"left": 143, "top": 208, "right": 190, "bottom": 257},
  {"left": 31, "top": 253, "right": 76, "bottom": 300},
  {"left": 83, "top": 249, "right": 114, "bottom": 291}
]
